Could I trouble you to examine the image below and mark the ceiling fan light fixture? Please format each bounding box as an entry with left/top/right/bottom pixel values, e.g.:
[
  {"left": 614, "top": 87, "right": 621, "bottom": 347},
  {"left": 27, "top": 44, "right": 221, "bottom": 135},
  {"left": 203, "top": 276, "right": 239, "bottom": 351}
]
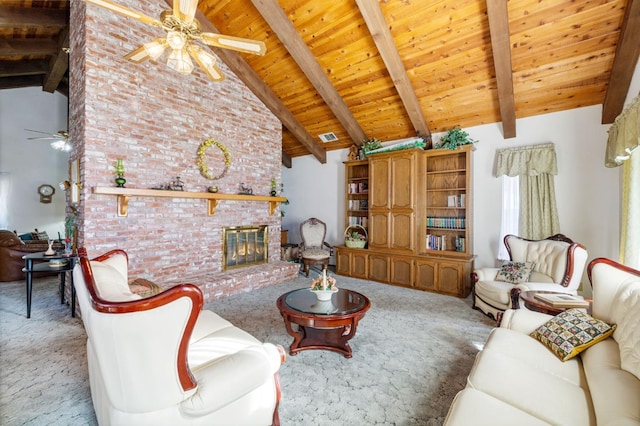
[
  {"left": 167, "top": 49, "right": 194, "bottom": 75},
  {"left": 143, "top": 38, "right": 167, "bottom": 61},
  {"left": 51, "top": 140, "right": 71, "bottom": 152},
  {"left": 167, "top": 31, "right": 187, "bottom": 50}
]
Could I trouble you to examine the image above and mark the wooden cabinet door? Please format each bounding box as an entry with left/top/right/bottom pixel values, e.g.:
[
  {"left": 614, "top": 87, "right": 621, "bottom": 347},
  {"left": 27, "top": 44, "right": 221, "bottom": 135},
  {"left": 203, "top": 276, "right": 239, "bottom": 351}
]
[
  {"left": 390, "top": 256, "right": 413, "bottom": 287},
  {"left": 415, "top": 259, "right": 437, "bottom": 291},
  {"left": 390, "top": 153, "right": 414, "bottom": 209},
  {"left": 369, "top": 212, "right": 389, "bottom": 248},
  {"left": 390, "top": 212, "right": 414, "bottom": 251},
  {"left": 437, "top": 261, "right": 464, "bottom": 296},
  {"left": 369, "top": 157, "right": 390, "bottom": 209},
  {"left": 336, "top": 249, "right": 351, "bottom": 276},
  {"left": 368, "top": 254, "right": 390, "bottom": 283},
  {"left": 352, "top": 251, "right": 368, "bottom": 278}
]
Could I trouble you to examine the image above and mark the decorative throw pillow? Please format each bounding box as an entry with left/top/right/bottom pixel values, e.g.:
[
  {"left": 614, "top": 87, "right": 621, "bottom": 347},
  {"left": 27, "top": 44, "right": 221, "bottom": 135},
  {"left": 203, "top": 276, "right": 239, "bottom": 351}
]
[
  {"left": 32, "top": 230, "right": 49, "bottom": 241},
  {"left": 90, "top": 261, "right": 139, "bottom": 302},
  {"left": 495, "top": 261, "right": 536, "bottom": 284},
  {"left": 530, "top": 308, "right": 617, "bottom": 362}
]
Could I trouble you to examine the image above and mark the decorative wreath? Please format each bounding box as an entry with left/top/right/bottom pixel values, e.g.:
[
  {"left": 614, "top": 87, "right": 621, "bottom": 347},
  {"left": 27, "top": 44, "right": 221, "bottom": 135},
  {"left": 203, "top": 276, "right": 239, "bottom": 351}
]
[{"left": 197, "top": 138, "right": 232, "bottom": 180}]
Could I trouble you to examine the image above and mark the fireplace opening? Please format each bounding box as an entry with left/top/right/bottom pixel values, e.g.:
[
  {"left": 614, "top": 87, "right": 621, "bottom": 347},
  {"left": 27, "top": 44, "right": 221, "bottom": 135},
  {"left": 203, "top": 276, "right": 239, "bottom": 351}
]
[{"left": 222, "top": 225, "right": 268, "bottom": 271}]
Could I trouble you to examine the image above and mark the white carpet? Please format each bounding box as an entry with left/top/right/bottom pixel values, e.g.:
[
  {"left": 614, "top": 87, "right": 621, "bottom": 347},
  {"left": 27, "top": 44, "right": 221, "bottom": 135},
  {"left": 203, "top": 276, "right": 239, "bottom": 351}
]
[{"left": 0, "top": 271, "right": 495, "bottom": 425}]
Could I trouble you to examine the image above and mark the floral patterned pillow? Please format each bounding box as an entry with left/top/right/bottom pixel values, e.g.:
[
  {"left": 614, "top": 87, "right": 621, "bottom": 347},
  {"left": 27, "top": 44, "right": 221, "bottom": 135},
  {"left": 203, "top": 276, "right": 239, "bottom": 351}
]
[
  {"left": 530, "top": 308, "right": 616, "bottom": 361},
  {"left": 495, "top": 261, "right": 536, "bottom": 284}
]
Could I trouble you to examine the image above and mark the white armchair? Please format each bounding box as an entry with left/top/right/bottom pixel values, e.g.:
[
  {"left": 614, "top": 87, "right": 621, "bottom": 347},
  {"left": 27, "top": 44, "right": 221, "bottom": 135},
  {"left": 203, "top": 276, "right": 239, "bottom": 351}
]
[
  {"left": 73, "top": 248, "right": 285, "bottom": 426},
  {"left": 472, "top": 234, "right": 588, "bottom": 322}
]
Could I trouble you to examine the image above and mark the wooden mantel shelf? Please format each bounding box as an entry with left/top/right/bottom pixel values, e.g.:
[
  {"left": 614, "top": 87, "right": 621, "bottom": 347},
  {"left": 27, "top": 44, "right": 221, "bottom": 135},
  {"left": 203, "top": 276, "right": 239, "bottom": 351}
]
[{"left": 93, "top": 187, "right": 288, "bottom": 217}]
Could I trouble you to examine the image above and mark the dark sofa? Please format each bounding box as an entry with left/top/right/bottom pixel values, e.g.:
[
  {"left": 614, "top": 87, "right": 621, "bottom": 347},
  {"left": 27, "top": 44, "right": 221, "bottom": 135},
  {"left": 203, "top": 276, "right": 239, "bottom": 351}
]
[{"left": 0, "top": 230, "right": 62, "bottom": 282}]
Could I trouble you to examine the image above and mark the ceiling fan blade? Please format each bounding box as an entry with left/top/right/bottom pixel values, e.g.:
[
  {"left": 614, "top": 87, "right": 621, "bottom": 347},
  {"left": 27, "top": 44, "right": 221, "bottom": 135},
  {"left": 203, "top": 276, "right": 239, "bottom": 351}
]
[
  {"left": 174, "top": 0, "right": 199, "bottom": 24},
  {"left": 25, "top": 129, "right": 68, "bottom": 140},
  {"left": 124, "top": 45, "right": 152, "bottom": 63},
  {"left": 188, "top": 45, "right": 225, "bottom": 82},
  {"left": 25, "top": 129, "right": 55, "bottom": 136},
  {"left": 28, "top": 136, "right": 61, "bottom": 141},
  {"left": 83, "top": 0, "right": 163, "bottom": 28},
  {"left": 124, "top": 38, "right": 167, "bottom": 62},
  {"left": 200, "top": 33, "right": 266, "bottom": 56}
]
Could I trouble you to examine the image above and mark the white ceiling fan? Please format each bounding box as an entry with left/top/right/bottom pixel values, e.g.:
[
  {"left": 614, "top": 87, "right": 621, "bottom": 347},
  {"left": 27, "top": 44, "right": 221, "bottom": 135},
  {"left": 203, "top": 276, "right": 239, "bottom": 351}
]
[
  {"left": 83, "top": 0, "right": 267, "bottom": 82},
  {"left": 25, "top": 129, "right": 71, "bottom": 152}
]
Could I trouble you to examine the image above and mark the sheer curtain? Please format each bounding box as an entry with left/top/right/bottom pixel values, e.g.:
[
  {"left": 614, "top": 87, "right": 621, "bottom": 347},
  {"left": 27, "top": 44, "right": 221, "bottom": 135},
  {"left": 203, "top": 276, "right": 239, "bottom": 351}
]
[
  {"left": 496, "top": 143, "right": 560, "bottom": 240},
  {"left": 606, "top": 94, "right": 640, "bottom": 268},
  {"left": 498, "top": 175, "right": 519, "bottom": 260}
]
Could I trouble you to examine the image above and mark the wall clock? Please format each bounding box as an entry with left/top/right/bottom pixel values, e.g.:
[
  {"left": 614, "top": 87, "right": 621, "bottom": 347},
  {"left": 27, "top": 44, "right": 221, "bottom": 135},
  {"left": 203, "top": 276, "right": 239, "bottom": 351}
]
[{"left": 37, "top": 184, "right": 55, "bottom": 203}]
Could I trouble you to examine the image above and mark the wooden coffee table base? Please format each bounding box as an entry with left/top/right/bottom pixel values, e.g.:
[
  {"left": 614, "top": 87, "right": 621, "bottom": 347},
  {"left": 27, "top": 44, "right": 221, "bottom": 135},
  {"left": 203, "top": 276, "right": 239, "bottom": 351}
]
[
  {"left": 277, "top": 289, "right": 370, "bottom": 358},
  {"left": 282, "top": 316, "right": 359, "bottom": 358}
]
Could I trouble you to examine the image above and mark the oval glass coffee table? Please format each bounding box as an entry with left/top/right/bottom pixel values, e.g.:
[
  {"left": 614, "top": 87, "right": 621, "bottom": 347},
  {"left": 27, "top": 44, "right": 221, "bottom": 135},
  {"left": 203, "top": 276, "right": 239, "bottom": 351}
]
[{"left": 276, "top": 288, "right": 370, "bottom": 358}]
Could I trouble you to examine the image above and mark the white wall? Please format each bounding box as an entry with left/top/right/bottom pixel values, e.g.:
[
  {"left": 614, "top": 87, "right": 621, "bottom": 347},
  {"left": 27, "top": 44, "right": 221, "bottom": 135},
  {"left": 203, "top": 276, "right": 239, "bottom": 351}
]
[
  {"left": 282, "top": 105, "right": 621, "bottom": 282},
  {"left": 470, "top": 105, "right": 619, "bottom": 269},
  {"left": 0, "top": 87, "right": 68, "bottom": 238},
  {"left": 281, "top": 149, "right": 346, "bottom": 248}
]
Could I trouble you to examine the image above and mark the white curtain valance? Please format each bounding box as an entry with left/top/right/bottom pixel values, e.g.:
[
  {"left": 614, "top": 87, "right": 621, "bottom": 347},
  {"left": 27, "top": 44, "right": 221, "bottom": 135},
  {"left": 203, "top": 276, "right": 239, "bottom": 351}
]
[
  {"left": 606, "top": 94, "right": 640, "bottom": 168},
  {"left": 495, "top": 143, "right": 558, "bottom": 177}
]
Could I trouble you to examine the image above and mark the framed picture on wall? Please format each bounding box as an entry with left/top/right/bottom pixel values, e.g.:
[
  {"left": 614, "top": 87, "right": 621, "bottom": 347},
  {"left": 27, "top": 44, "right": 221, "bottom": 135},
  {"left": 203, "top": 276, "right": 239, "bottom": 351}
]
[{"left": 69, "top": 158, "right": 80, "bottom": 204}]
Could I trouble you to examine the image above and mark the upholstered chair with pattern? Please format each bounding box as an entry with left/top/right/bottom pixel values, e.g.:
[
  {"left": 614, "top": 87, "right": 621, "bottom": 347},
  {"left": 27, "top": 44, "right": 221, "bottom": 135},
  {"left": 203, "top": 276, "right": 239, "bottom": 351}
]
[
  {"left": 298, "top": 217, "right": 334, "bottom": 277},
  {"left": 473, "top": 234, "right": 588, "bottom": 323}
]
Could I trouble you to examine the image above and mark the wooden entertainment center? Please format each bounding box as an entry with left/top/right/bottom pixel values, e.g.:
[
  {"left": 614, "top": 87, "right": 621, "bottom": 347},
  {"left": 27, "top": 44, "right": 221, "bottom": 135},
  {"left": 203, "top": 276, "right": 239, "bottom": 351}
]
[{"left": 336, "top": 145, "right": 475, "bottom": 297}]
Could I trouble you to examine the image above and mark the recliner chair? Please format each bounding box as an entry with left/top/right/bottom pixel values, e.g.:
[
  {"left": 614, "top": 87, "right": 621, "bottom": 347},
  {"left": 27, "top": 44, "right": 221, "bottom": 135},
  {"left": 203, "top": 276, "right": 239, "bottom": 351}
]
[
  {"left": 73, "top": 248, "right": 285, "bottom": 425},
  {"left": 472, "top": 234, "right": 588, "bottom": 322}
]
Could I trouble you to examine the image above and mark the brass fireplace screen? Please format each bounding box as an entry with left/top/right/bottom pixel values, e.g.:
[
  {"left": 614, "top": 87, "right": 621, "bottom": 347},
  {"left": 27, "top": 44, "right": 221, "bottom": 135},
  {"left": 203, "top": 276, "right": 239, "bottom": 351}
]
[{"left": 222, "top": 225, "right": 268, "bottom": 271}]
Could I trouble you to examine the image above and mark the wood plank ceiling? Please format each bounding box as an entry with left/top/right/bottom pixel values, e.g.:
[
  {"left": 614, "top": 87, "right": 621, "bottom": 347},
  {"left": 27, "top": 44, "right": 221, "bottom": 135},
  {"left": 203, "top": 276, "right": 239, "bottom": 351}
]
[{"left": 1, "top": 0, "right": 639, "bottom": 167}]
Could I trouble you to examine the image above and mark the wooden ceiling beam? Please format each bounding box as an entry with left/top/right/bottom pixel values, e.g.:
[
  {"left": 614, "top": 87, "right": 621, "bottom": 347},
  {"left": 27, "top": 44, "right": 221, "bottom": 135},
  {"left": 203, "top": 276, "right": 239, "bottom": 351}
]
[
  {"left": 486, "top": 0, "right": 517, "bottom": 138},
  {"left": 282, "top": 151, "right": 292, "bottom": 169},
  {"left": 0, "top": 75, "right": 43, "bottom": 90},
  {"left": 602, "top": 0, "right": 640, "bottom": 124},
  {"left": 0, "top": 60, "right": 48, "bottom": 77},
  {"left": 43, "top": 27, "right": 69, "bottom": 93},
  {"left": 251, "top": 0, "right": 368, "bottom": 147},
  {"left": 0, "top": 6, "right": 67, "bottom": 28},
  {"left": 186, "top": 2, "right": 326, "bottom": 164},
  {"left": 0, "top": 39, "right": 58, "bottom": 56},
  {"left": 355, "top": 0, "right": 431, "bottom": 139}
]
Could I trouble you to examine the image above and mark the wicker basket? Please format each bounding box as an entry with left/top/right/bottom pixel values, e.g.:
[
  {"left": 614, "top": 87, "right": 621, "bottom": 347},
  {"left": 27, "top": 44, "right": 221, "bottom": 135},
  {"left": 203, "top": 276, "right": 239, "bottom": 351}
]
[{"left": 344, "top": 225, "right": 367, "bottom": 248}]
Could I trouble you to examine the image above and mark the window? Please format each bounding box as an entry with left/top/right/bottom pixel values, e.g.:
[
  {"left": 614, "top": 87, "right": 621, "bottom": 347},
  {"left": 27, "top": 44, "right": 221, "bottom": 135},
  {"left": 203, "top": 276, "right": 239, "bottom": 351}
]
[{"left": 498, "top": 175, "right": 519, "bottom": 260}]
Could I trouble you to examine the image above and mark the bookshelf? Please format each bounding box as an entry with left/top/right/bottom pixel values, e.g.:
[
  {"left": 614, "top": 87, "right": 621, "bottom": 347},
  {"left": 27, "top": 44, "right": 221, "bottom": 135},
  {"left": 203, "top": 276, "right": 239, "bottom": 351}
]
[
  {"left": 337, "top": 147, "right": 475, "bottom": 297},
  {"left": 344, "top": 159, "right": 369, "bottom": 230},
  {"left": 422, "top": 145, "right": 473, "bottom": 257}
]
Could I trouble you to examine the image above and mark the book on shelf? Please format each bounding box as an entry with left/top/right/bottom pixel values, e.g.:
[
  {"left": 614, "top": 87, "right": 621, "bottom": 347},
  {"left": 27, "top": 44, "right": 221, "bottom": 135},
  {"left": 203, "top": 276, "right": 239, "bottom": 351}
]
[
  {"left": 348, "top": 200, "right": 368, "bottom": 211},
  {"left": 533, "top": 293, "right": 590, "bottom": 308},
  {"left": 348, "top": 182, "right": 369, "bottom": 194},
  {"left": 348, "top": 216, "right": 368, "bottom": 228},
  {"left": 446, "top": 194, "right": 466, "bottom": 208}
]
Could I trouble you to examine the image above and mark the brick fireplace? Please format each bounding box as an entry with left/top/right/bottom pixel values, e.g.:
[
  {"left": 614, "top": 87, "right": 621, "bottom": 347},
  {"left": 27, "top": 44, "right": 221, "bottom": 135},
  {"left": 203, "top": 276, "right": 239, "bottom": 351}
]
[{"left": 68, "top": 0, "right": 299, "bottom": 301}]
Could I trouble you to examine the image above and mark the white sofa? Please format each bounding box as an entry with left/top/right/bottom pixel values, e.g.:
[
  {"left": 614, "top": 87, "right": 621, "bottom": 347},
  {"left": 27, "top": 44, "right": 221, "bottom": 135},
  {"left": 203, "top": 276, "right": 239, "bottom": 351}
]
[
  {"left": 445, "top": 258, "right": 640, "bottom": 425},
  {"left": 73, "top": 248, "right": 286, "bottom": 426},
  {"left": 473, "top": 234, "right": 588, "bottom": 322}
]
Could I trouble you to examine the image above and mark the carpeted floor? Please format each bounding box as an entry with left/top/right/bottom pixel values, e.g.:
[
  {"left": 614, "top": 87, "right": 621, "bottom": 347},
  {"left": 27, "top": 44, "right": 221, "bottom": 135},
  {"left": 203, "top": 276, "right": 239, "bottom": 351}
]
[{"left": 0, "top": 270, "right": 495, "bottom": 425}]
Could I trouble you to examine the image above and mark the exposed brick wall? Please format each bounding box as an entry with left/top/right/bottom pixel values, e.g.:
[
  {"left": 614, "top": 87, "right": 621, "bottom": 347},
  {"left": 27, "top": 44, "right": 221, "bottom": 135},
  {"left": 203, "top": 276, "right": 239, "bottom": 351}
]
[{"left": 69, "top": 0, "right": 298, "bottom": 300}]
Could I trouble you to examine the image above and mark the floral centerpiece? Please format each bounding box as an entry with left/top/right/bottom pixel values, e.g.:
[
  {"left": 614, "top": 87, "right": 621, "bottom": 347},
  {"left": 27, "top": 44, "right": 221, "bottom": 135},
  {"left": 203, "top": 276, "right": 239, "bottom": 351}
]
[
  {"left": 310, "top": 270, "right": 338, "bottom": 301},
  {"left": 345, "top": 231, "right": 366, "bottom": 248}
]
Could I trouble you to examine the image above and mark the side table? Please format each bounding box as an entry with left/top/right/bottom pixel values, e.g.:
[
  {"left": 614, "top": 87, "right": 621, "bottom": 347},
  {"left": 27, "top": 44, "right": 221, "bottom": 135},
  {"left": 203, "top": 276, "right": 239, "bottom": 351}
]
[
  {"left": 22, "top": 252, "right": 77, "bottom": 319},
  {"left": 514, "top": 289, "right": 591, "bottom": 316}
]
